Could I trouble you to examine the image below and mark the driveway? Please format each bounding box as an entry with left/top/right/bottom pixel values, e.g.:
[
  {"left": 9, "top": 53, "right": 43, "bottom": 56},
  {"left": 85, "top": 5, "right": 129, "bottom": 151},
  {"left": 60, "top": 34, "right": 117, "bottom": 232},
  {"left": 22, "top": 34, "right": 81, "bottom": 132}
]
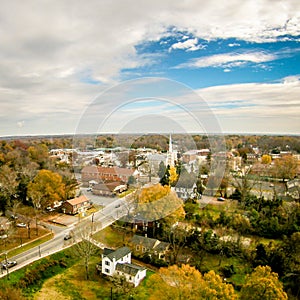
[{"left": 48, "top": 214, "right": 78, "bottom": 227}]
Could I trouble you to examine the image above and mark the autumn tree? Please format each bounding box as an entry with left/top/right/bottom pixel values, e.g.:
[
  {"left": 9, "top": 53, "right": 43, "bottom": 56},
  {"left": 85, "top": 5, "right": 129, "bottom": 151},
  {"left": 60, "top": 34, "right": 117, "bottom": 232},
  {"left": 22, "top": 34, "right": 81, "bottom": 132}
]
[
  {"left": 240, "top": 266, "right": 287, "bottom": 300},
  {"left": 0, "top": 165, "right": 18, "bottom": 208},
  {"left": 261, "top": 154, "right": 272, "bottom": 165},
  {"left": 134, "top": 183, "right": 185, "bottom": 225},
  {"left": 27, "top": 143, "right": 50, "bottom": 169},
  {"left": 273, "top": 155, "right": 298, "bottom": 182},
  {"left": 27, "top": 169, "right": 65, "bottom": 210},
  {"left": 169, "top": 166, "right": 178, "bottom": 186},
  {"left": 147, "top": 264, "right": 236, "bottom": 300}
]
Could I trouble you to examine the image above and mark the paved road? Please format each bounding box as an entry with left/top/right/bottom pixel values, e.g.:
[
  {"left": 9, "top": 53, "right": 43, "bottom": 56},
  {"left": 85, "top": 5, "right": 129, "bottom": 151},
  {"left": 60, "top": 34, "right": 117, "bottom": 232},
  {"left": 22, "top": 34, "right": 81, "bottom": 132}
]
[{"left": 0, "top": 193, "right": 134, "bottom": 278}]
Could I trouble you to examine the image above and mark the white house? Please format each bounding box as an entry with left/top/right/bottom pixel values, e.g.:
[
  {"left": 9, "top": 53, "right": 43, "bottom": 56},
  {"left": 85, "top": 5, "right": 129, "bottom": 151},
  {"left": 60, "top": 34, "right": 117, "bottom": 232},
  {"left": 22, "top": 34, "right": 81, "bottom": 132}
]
[
  {"left": 101, "top": 247, "right": 146, "bottom": 287},
  {"left": 115, "top": 263, "right": 146, "bottom": 287}
]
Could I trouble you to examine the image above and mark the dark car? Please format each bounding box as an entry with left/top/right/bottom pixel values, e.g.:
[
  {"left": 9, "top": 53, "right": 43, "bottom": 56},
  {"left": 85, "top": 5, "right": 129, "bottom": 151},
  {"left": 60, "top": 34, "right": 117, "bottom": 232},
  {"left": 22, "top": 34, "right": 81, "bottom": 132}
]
[
  {"left": 1, "top": 260, "right": 17, "bottom": 269},
  {"left": 64, "top": 234, "right": 72, "bottom": 240}
]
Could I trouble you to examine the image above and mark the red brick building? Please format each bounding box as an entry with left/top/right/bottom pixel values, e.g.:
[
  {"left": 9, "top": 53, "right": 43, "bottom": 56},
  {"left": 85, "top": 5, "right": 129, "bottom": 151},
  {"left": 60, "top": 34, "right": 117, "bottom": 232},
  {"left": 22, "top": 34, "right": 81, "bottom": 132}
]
[{"left": 81, "top": 165, "right": 136, "bottom": 186}]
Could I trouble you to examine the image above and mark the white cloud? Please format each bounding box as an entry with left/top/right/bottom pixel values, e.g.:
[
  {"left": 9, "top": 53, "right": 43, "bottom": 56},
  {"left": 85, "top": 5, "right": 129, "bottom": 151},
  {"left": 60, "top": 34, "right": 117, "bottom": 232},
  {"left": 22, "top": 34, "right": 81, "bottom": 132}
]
[
  {"left": 175, "top": 51, "right": 277, "bottom": 69},
  {"left": 196, "top": 76, "right": 300, "bottom": 133},
  {"left": 0, "top": 0, "right": 299, "bottom": 135},
  {"left": 169, "top": 38, "right": 205, "bottom": 52},
  {"left": 228, "top": 43, "right": 240, "bottom": 47}
]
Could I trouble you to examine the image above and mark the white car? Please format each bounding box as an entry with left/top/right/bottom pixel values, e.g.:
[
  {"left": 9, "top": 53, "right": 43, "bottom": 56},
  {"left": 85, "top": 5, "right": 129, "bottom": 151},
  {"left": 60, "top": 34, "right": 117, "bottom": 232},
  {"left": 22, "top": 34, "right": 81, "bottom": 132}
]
[
  {"left": 17, "top": 223, "right": 27, "bottom": 228},
  {"left": 1, "top": 260, "right": 17, "bottom": 269}
]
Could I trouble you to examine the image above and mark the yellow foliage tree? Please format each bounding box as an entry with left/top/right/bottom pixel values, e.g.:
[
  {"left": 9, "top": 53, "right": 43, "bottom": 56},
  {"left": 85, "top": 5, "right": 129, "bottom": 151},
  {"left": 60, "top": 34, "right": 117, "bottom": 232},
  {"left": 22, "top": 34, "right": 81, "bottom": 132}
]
[
  {"left": 27, "top": 169, "right": 66, "bottom": 209},
  {"left": 274, "top": 155, "right": 298, "bottom": 181},
  {"left": 134, "top": 183, "right": 185, "bottom": 223},
  {"left": 240, "top": 266, "right": 287, "bottom": 300},
  {"left": 169, "top": 166, "right": 178, "bottom": 186},
  {"left": 261, "top": 154, "right": 272, "bottom": 164},
  {"left": 148, "top": 264, "right": 237, "bottom": 300}
]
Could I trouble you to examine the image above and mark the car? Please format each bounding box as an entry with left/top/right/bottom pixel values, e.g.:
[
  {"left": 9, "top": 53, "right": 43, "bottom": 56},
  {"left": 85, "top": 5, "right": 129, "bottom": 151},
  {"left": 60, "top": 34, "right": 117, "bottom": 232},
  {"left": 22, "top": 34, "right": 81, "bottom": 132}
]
[
  {"left": 16, "top": 222, "right": 27, "bottom": 228},
  {"left": 115, "top": 204, "right": 121, "bottom": 208},
  {"left": 217, "top": 197, "right": 225, "bottom": 202},
  {"left": 64, "top": 234, "right": 72, "bottom": 240},
  {"left": 1, "top": 260, "right": 17, "bottom": 269}
]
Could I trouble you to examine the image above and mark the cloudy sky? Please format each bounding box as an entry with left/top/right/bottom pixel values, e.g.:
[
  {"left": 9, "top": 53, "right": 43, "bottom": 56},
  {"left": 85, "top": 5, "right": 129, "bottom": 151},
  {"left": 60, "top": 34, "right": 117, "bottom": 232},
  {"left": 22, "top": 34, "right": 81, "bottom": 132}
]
[{"left": 1, "top": 0, "right": 299, "bottom": 136}]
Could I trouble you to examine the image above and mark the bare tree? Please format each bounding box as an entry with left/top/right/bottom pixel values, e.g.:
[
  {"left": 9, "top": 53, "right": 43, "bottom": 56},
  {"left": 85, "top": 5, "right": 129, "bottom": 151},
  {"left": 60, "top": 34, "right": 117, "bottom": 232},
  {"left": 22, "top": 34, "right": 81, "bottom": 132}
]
[
  {"left": 70, "top": 220, "right": 99, "bottom": 280},
  {"left": 232, "top": 167, "right": 257, "bottom": 206},
  {"left": 164, "top": 224, "right": 194, "bottom": 264}
]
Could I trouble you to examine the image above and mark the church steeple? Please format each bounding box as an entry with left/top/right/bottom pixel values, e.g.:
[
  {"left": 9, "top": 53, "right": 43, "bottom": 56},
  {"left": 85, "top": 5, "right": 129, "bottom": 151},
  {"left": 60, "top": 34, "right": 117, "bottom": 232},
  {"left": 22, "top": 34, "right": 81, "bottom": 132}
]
[{"left": 166, "top": 134, "right": 176, "bottom": 167}]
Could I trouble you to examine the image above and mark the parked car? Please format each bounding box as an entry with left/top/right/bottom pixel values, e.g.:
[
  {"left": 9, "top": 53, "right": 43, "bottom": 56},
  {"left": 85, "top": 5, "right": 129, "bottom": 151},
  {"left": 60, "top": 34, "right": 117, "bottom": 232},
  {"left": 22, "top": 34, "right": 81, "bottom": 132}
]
[
  {"left": 46, "top": 206, "right": 55, "bottom": 212},
  {"left": 217, "top": 197, "right": 225, "bottom": 202},
  {"left": 1, "top": 260, "right": 17, "bottom": 269},
  {"left": 16, "top": 222, "right": 27, "bottom": 228}
]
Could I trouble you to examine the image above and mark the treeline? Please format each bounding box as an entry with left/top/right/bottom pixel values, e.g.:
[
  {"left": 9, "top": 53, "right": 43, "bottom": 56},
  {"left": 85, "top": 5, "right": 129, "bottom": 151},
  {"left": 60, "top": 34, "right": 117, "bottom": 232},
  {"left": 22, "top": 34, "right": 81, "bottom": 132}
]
[{"left": 0, "top": 139, "right": 77, "bottom": 212}]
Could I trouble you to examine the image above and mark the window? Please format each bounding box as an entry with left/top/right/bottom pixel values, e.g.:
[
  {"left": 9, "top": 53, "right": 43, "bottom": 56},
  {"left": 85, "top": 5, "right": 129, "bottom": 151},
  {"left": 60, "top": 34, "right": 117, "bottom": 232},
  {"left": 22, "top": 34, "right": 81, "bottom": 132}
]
[
  {"left": 105, "top": 261, "right": 110, "bottom": 266},
  {"left": 142, "top": 247, "right": 146, "bottom": 253},
  {"left": 105, "top": 268, "right": 110, "bottom": 273},
  {"left": 136, "top": 245, "right": 140, "bottom": 251}
]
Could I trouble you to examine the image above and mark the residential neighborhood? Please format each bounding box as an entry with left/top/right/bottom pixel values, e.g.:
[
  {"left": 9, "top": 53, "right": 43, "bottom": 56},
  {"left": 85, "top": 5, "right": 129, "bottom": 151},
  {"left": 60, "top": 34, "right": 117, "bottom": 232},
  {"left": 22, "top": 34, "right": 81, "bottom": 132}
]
[{"left": 0, "top": 134, "right": 299, "bottom": 299}]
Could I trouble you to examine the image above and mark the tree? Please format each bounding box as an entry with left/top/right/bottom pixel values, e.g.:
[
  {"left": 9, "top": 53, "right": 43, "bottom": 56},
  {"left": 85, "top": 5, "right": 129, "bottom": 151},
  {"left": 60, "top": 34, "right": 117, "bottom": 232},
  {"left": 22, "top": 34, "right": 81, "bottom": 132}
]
[
  {"left": 160, "top": 165, "right": 170, "bottom": 186},
  {"left": 261, "top": 154, "right": 272, "bottom": 165},
  {"left": 232, "top": 168, "right": 257, "bottom": 206},
  {"left": 27, "top": 169, "right": 65, "bottom": 210},
  {"left": 169, "top": 166, "right": 178, "bottom": 186},
  {"left": 147, "top": 264, "right": 236, "bottom": 300},
  {"left": 134, "top": 183, "right": 185, "bottom": 223},
  {"left": 0, "top": 165, "right": 18, "bottom": 208},
  {"left": 71, "top": 220, "right": 99, "bottom": 280},
  {"left": 164, "top": 225, "right": 194, "bottom": 264},
  {"left": 274, "top": 155, "right": 298, "bottom": 182},
  {"left": 27, "top": 143, "right": 50, "bottom": 169},
  {"left": 0, "top": 287, "right": 26, "bottom": 300},
  {"left": 240, "top": 266, "right": 287, "bottom": 300},
  {"left": 158, "top": 161, "right": 166, "bottom": 179}
]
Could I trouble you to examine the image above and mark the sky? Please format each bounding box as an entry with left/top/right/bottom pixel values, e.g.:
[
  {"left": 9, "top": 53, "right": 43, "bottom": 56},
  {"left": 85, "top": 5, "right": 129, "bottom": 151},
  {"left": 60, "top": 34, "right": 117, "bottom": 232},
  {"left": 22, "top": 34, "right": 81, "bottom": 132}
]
[{"left": 0, "top": 0, "right": 299, "bottom": 137}]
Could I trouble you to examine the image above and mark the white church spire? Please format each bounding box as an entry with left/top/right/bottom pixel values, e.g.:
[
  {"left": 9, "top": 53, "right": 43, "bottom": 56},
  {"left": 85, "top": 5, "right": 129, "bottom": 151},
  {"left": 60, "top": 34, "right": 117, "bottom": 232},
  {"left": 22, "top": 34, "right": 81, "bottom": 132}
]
[{"left": 166, "top": 134, "right": 176, "bottom": 167}]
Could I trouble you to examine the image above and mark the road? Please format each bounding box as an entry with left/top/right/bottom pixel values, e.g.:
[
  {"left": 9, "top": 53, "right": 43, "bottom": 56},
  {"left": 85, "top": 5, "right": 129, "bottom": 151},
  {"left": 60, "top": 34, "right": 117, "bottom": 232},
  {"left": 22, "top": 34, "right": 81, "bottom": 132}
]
[{"left": 0, "top": 192, "right": 134, "bottom": 278}]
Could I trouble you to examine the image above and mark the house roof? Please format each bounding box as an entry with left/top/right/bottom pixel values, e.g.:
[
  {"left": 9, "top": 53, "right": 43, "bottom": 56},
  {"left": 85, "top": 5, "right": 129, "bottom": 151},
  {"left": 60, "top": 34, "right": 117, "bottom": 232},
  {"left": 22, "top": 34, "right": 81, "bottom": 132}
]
[
  {"left": 82, "top": 165, "right": 134, "bottom": 177},
  {"left": 81, "top": 165, "right": 99, "bottom": 173},
  {"left": 104, "top": 246, "right": 131, "bottom": 261},
  {"left": 131, "top": 235, "right": 170, "bottom": 252},
  {"left": 116, "top": 263, "right": 145, "bottom": 276},
  {"left": 154, "top": 241, "right": 169, "bottom": 252},
  {"left": 66, "top": 195, "right": 89, "bottom": 206},
  {"left": 131, "top": 235, "right": 159, "bottom": 249},
  {"left": 93, "top": 181, "right": 122, "bottom": 192},
  {"left": 98, "top": 166, "right": 134, "bottom": 177}
]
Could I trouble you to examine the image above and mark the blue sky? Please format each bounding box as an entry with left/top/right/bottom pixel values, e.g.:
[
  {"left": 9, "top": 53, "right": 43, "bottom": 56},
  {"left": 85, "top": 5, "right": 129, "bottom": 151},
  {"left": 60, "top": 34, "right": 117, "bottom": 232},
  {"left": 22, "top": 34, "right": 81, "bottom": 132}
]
[
  {"left": 126, "top": 34, "right": 300, "bottom": 88},
  {"left": 0, "top": 1, "right": 299, "bottom": 136}
]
